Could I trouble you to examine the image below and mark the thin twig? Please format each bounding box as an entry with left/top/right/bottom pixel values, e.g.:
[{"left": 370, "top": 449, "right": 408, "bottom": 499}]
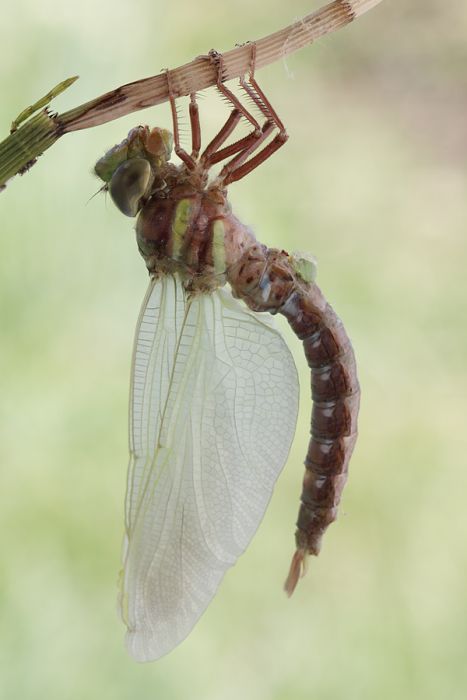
[{"left": 0, "top": 0, "right": 383, "bottom": 190}]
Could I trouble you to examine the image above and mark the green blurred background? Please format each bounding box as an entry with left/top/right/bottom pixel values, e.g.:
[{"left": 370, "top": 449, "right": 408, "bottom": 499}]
[{"left": 1, "top": 1, "right": 466, "bottom": 698}]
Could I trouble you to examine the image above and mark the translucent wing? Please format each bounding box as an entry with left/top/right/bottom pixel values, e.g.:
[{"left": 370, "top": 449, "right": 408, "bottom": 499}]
[{"left": 121, "top": 273, "right": 299, "bottom": 662}]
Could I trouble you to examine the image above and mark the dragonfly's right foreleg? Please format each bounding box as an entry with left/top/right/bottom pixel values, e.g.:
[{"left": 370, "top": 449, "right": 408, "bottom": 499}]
[
  {"left": 200, "top": 47, "right": 287, "bottom": 183},
  {"left": 200, "top": 49, "right": 262, "bottom": 170},
  {"left": 217, "top": 43, "right": 288, "bottom": 185},
  {"left": 238, "top": 42, "right": 287, "bottom": 140},
  {"left": 208, "top": 49, "right": 261, "bottom": 135}
]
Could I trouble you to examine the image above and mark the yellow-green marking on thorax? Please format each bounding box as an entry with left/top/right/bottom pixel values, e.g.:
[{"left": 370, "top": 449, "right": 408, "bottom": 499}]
[
  {"left": 171, "top": 199, "right": 194, "bottom": 260},
  {"left": 211, "top": 219, "right": 226, "bottom": 275}
]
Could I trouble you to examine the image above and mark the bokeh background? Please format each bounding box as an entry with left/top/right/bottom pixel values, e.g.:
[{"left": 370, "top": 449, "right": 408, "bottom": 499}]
[{"left": 1, "top": 1, "right": 466, "bottom": 698}]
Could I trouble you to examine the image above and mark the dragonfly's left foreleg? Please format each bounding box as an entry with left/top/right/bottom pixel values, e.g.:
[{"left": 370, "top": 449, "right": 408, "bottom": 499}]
[{"left": 165, "top": 70, "right": 199, "bottom": 170}]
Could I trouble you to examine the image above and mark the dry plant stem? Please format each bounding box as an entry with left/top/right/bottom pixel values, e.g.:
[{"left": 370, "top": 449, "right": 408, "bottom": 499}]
[
  {"left": 0, "top": 0, "right": 383, "bottom": 189},
  {"left": 61, "top": 0, "right": 382, "bottom": 132}
]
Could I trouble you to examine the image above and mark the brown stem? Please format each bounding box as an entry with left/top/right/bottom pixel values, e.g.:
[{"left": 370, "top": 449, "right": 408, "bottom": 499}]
[
  {"left": 61, "top": 0, "right": 382, "bottom": 132},
  {"left": 0, "top": 0, "right": 383, "bottom": 190}
]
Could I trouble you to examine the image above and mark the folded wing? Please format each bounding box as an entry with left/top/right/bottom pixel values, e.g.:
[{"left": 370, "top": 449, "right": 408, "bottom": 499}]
[{"left": 121, "top": 274, "right": 299, "bottom": 661}]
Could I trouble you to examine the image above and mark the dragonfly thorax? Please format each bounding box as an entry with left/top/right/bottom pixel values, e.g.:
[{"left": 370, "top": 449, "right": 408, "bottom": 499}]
[
  {"left": 136, "top": 181, "right": 256, "bottom": 291},
  {"left": 95, "top": 125, "right": 260, "bottom": 291}
]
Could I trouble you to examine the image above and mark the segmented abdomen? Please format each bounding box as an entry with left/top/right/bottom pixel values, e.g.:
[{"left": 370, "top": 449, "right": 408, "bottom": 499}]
[
  {"left": 280, "top": 288, "right": 359, "bottom": 594},
  {"left": 227, "top": 244, "right": 360, "bottom": 596}
]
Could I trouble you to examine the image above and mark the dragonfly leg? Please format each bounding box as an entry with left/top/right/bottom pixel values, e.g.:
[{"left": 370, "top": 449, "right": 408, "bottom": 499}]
[
  {"left": 199, "top": 46, "right": 288, "bottom": 184},
  {"left": 200, "top": 49, "right": 266, "bottom": 170},
  {"left": 214, "top": 119, "right": 276, "bottom": 175},
  {"left": 240, "top": 42, "right": 287, "bottom": 136},
  {"left": 189, "top": 93, "right": 201, "bottom": 160},
  {"left": 208, "top": 49, "right": 261, "bottom": 135},
  {"left": 200, "top": 108, "right": 242, "bottom": 166},
  {"left": 203, "top": 117, "right": 275, "bottom": 168},
  {"left": 221, "top": 128, "right": 288, "bottom": 185},
  {"left": 165, "top": 69, "right": 197, "bottom": 171},
  {"left": 220, "top": 42, "right": 288, "bottom": 186}
]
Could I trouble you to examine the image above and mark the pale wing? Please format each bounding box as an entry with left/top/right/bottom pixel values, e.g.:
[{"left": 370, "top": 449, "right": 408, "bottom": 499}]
[{"left": 121, "top": 274, "right": 299, "bottom": 662}]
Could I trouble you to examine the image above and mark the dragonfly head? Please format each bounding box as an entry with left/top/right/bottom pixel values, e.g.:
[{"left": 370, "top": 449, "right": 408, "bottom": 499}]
[{"left": 94, "top": 126, "right": 173, "bottom": 217}]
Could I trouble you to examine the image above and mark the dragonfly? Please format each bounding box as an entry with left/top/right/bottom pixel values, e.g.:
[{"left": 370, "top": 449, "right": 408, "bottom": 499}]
[{"left": 94, "top": 46, "right": 360, "bottom": 662}]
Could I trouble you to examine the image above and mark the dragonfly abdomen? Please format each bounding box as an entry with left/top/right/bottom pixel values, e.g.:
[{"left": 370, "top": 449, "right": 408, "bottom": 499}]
[
  {"left": 282, "top": 291, "right": 359, "bottom": 594},
  {"left": 227, "top": 245, "right": 360, "bottom": 596}
]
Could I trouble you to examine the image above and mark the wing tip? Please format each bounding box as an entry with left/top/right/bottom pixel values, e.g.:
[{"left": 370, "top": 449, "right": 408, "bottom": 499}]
[{"left": 125, "top": 629, "right": 167, "bottom": 663}]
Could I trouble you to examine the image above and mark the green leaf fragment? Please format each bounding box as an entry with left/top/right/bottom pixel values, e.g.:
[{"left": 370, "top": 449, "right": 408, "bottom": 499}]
[
  {"left": 10, "top": 76, "right": 79, "bottom": 132},
  {"left": 290, "top": 251, "right": 318, "bottom": 283}
]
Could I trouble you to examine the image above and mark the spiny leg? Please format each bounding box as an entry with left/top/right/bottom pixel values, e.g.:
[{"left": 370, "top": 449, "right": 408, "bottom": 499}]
[
  {"left": 166, "top": 69, "right": 197, "bottom": 170},
  {"left": 200, "top": 49, "right": 268, "bottom": 170},
  {"left": 221, "top": 127, "right": 287, "bottom": 185},
  {"left": 197, "top": 46, "right": 288, "bottom": 183},
  {"left": 240, "top": 43, "right": 287, "bottom": 135},
  {"left": 189, "top": 93, "right": 201, "bottom": 160},
  {"left": 220, "top": 42, "right": 288, "bottom": 186},
  {"left": 215, "top": 119, "right": 276, "bottom": 173},
  {"left": 203, "top": 116, "right": 276, "bottom": 168},
  {"left": 200, "top": 108, "right": 242, "bottom": 166},
  {"left": 209, "top": 49, "right": 261, "bottom": 135}
]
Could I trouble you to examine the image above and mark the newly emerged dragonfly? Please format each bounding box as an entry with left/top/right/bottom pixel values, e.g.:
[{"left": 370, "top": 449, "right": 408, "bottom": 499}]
[{"left": 94, "top": 48, "right": 360, "bottom": 662}]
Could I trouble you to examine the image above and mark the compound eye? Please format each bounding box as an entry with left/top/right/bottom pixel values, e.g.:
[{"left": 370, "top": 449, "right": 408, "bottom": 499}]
[{"left": 109, "top": 158, "right": 152, "bottom": 217}]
